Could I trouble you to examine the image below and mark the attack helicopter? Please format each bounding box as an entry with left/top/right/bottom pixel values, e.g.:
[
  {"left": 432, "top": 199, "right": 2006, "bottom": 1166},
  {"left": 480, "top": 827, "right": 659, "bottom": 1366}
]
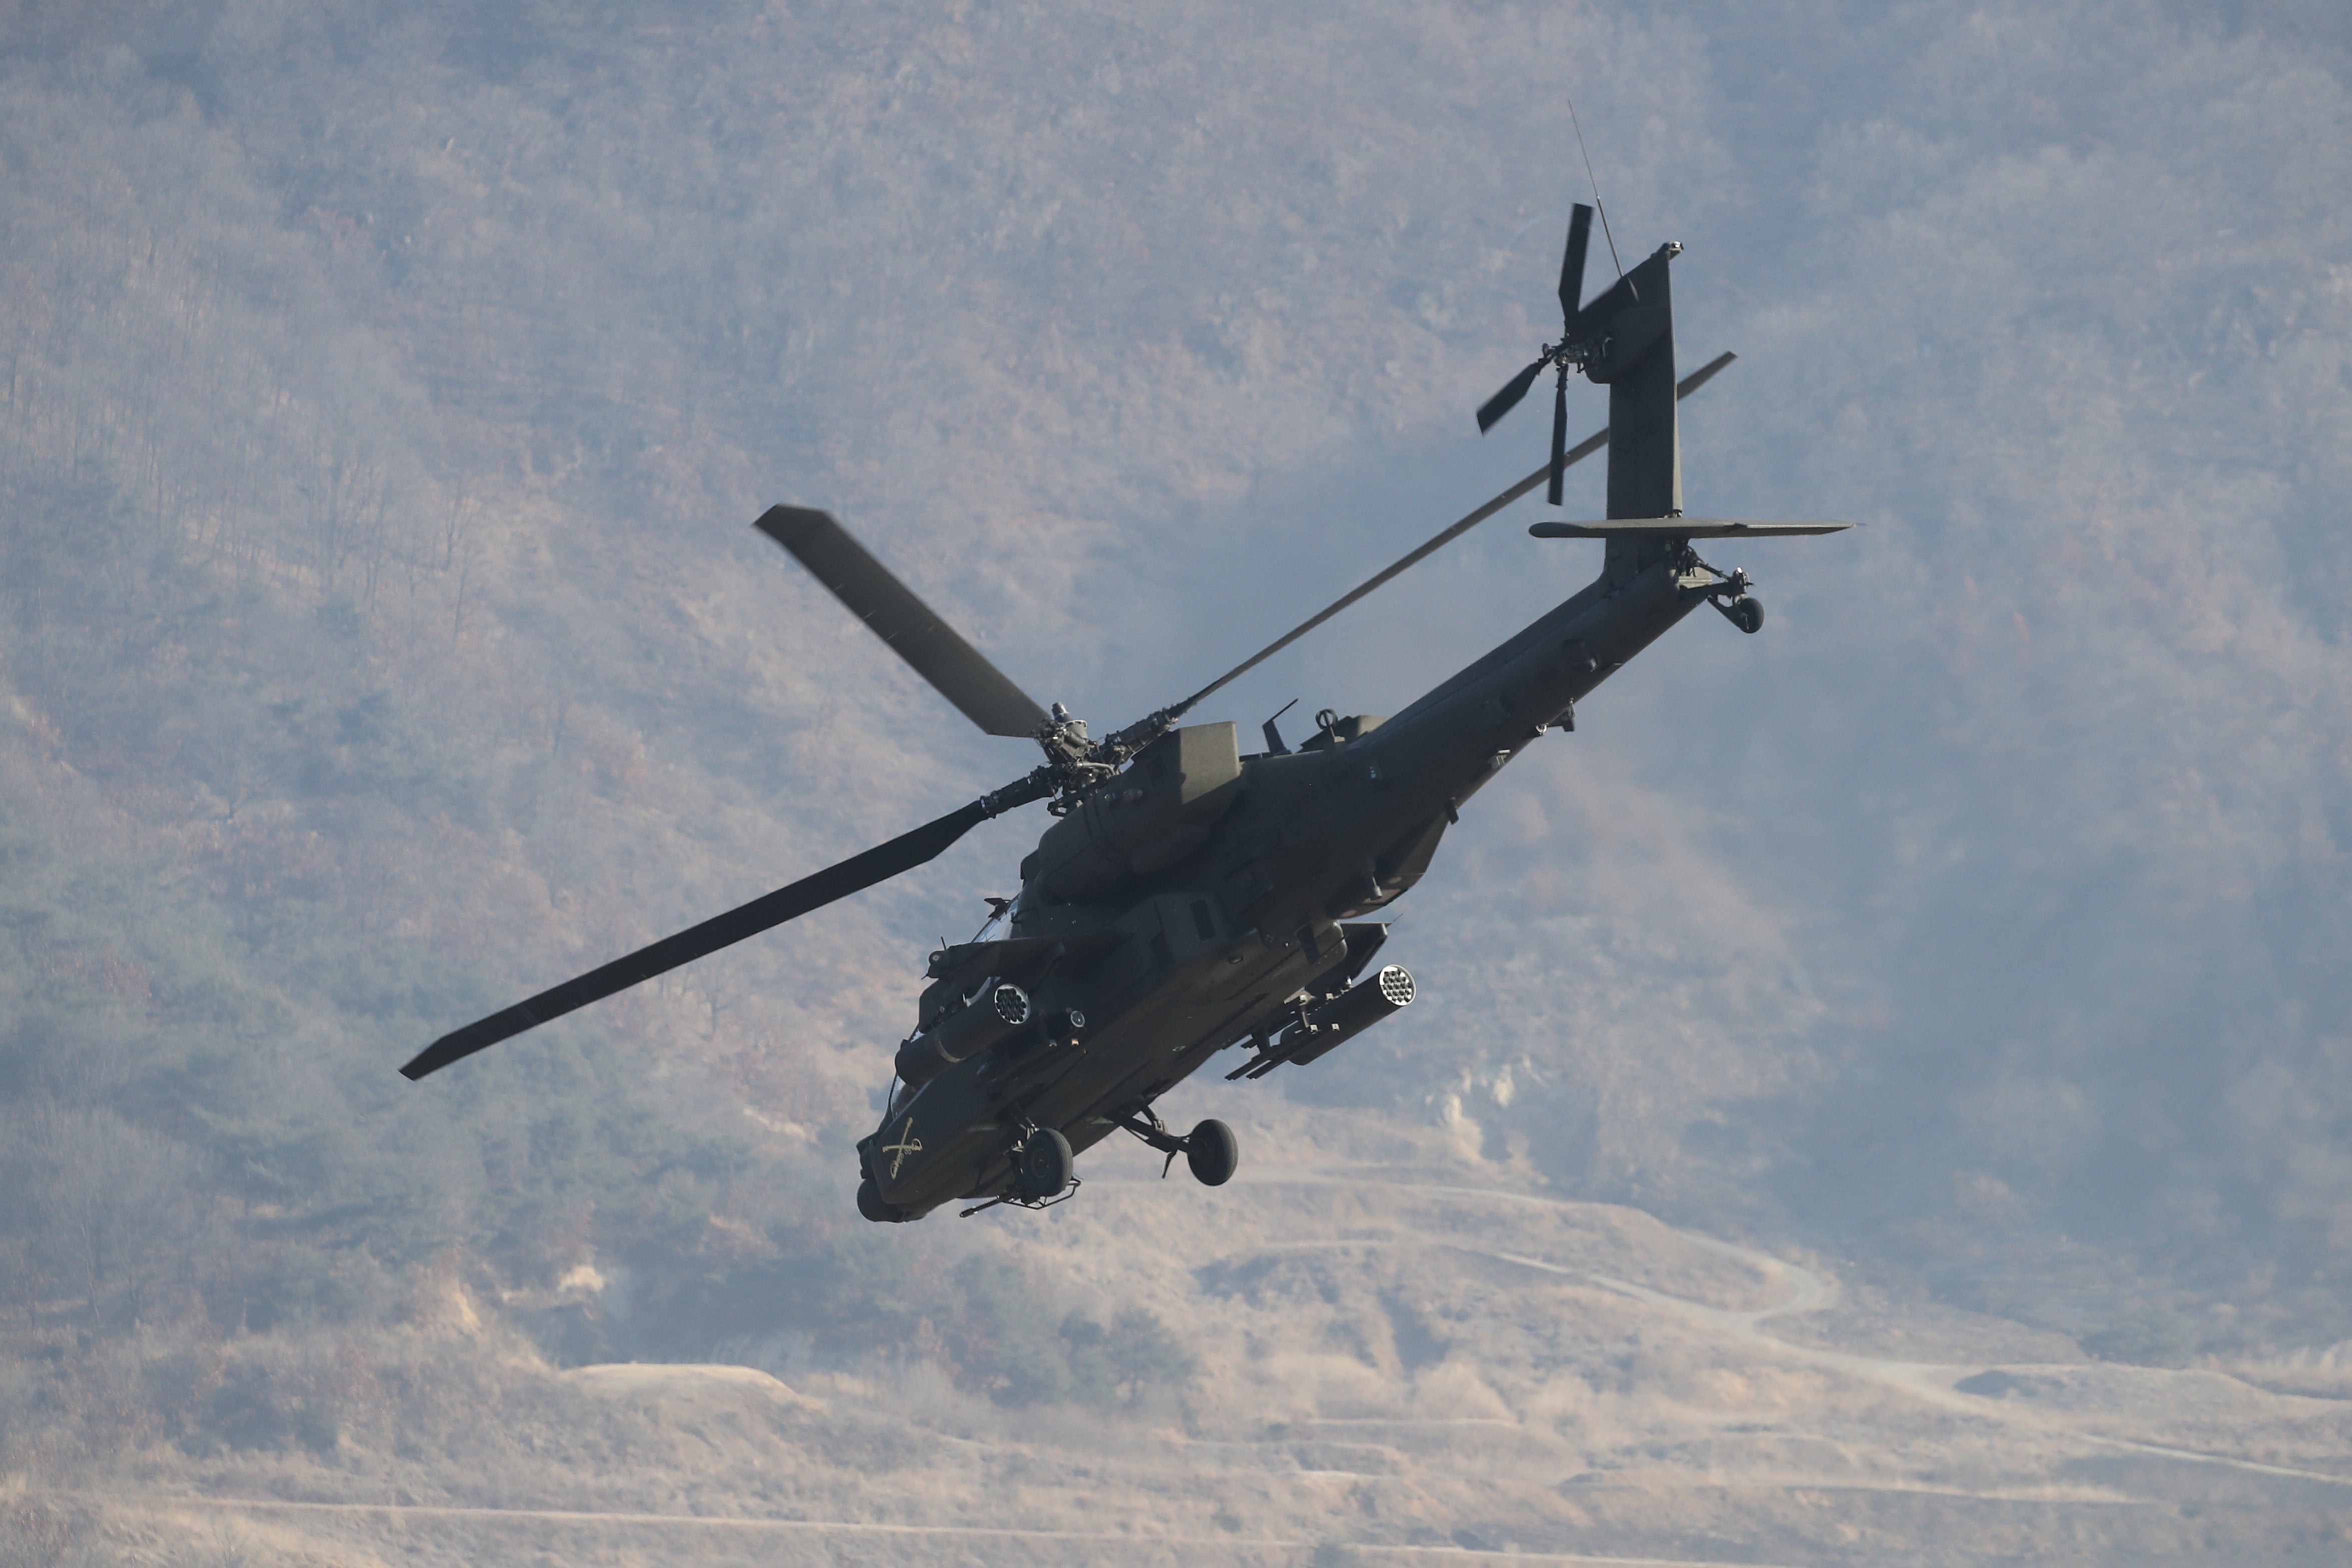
[{"left": 400, "top": 205, "right": 1848, "bottom": 1223}]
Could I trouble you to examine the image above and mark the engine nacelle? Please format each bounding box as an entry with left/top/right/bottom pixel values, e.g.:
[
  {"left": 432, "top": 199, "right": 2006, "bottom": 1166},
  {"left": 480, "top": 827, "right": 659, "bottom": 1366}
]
[
  {"left": 1019, "top": 722, "right": 1244, "bottom": 903},
  {"left": 895, "top": 979, "right": 1031, "bottom": 1087},
  {"left": 1281, "top": 964, "right": 1415, "bottom": 1065}
]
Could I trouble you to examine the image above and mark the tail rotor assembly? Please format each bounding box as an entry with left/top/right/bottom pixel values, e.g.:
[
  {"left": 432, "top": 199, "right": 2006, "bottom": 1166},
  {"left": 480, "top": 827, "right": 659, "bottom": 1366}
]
[{"left": 1477, "top": 204, "right": 1596, "bottom": 506}]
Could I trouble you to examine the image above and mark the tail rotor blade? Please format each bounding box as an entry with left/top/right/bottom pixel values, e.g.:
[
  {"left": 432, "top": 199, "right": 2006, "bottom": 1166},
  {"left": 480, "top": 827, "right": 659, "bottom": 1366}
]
[
  {"left": 1546, "top": 373, "right": 1569, "bottom": 506},
  {"left": 1558, "top": 204, "right": 1593, "bottom": 324},
  {"left": 400, "top": 775, "right": 1049, "bottom": 1081},
  {"left": 1477, "top": 357, "right": 1548, "bottom": 433},
  {"left": 755, "top": 507, "right": 1051, "bottom": 740}
]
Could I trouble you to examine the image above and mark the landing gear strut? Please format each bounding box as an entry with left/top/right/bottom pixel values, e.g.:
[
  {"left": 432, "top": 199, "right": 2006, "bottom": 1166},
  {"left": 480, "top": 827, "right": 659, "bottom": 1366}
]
[
  {"left": 959, "top": 1125, "right": 1080, "bottom": 1217},
  {"left": 1117, "top": 1108, "right": 1240, "bottom": 1187},
  {"left": 1676, "top": 551, "right": 1765, "bottom": 635}
]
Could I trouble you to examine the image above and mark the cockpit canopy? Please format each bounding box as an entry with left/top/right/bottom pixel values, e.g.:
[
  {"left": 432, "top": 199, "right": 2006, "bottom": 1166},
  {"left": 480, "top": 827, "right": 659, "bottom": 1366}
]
[{"left": 1299, "top": 713, "right": 1385, "bottom": 750}]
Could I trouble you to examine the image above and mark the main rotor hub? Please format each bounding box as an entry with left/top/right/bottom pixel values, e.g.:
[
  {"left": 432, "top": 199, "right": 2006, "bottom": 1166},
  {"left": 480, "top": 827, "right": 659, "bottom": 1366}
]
[
  {"left": 1032, "top": 699, "right": 1191, "bottom": 814},
  {"left": 1549, "top": 338, "right": 1594, "bottom": 371}
]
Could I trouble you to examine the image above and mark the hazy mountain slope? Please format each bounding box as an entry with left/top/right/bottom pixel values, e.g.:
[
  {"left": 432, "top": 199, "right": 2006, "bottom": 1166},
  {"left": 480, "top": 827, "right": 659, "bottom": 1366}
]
[
  {"left": 15, "top": 1117, "right": 2352, "bottom": 1566},
  {"left": 2, "top": 0, "right": 2349, "bottom": 1481}
]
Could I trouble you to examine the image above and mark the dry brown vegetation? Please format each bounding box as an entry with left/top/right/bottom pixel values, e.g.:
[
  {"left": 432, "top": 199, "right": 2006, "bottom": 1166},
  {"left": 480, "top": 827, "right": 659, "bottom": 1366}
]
[
  {"left": 3, "top": 3, "right": 2350, "bottom": 1563},
  {"left": 9, "top": 1113, "right": 2352, "bottom": 1564}
]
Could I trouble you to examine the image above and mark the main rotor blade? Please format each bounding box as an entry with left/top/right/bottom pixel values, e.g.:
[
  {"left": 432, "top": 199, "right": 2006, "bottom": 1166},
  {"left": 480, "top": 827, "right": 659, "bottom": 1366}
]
[
  {"left": 1476, "top": 357, "right": 1547, "bottom": 434},
  {"left": 755, "top": 506, "right": 1052, "bottom": 740},
  {"left": 400, "top": 778, "right": 1047, "bottom": 1081},
  {"left": 1558, "top": 204, "right": 1593, "bottom": 324},
  {"left": 1177, "top": 351, "right": 1738, "bottom": 713}
]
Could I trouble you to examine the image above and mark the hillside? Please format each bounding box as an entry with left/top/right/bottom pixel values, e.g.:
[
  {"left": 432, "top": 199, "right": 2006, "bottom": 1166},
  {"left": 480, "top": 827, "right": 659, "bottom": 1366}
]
[
  {"left": 16, "top": 1111, "right": 2352, "bottom": 1564},
  {"left": 3, "top": 1, "right": 2350, "bottom": 1561}
]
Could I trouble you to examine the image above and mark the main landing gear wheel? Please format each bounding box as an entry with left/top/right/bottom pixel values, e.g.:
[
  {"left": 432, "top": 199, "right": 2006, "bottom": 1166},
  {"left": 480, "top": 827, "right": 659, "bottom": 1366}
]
[
  {"left": 1017, "top": 1128, "right": 1075, "bottom": 1199},
  {"left": 1184, "top": 1119, "right": 1239, "bottom": 1186}
]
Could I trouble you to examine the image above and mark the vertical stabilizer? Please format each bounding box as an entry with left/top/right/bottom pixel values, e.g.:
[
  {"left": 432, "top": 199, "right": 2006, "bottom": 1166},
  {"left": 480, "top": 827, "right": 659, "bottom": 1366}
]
[{"left": 1572, "top": 242, "right": 1683, "bottom": 579}]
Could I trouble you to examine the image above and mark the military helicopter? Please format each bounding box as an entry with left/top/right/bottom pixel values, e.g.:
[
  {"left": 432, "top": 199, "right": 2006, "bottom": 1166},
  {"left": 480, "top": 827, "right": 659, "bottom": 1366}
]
[{"left": 401, "top": 205, "right": 1848, "bottom": 1222}]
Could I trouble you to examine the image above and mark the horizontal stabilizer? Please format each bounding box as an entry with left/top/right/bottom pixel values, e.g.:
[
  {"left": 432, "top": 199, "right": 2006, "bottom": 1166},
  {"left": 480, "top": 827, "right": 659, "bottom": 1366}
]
[{"left": 1529, "top": 517, "right": 1852, "bottom": 539}]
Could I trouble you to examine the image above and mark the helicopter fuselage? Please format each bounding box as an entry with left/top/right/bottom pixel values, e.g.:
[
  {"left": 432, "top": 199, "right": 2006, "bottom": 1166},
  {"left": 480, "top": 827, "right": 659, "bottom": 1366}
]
[
  {"left": 859, "top": 540, "right": 1704, "bottom": 1218},
  {"left": 399, "top": 221, "right": 1845, "bottom": 1216}
]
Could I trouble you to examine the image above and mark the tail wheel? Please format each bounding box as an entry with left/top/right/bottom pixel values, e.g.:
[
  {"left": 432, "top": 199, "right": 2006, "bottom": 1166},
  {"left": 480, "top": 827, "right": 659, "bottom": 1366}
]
[
  {"left": 1185, "top": 1119, "right": 1239, "bottom": 1186},
  {"left": 1017, "top": 1128, "right": 1075, "bottom": 1198}
]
